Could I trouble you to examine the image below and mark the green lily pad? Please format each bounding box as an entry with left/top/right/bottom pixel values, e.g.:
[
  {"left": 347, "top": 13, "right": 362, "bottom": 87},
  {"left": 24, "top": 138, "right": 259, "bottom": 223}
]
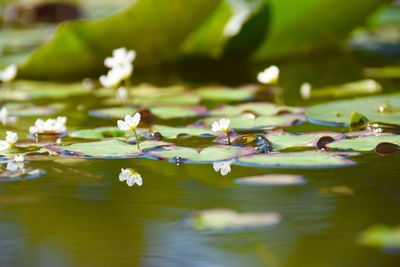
[
  {"left": 359, "top": 225, "right": 400, "bottom": 249},
  {"left": 236, "top": 151, "right": 356, "bottom": 168},
  {"left": 189, "top": 209, "right": 281, "bottom": 231},
  {"left": 235, "top": 174, "right": 306, "bottom": 186},
  {"left": 203, "top": 114, "right": 301, "bottom": 130},
  {"left": 210, "top": 102, "right": 304, "bottom": 117},
  {"left": 3, "top": 103, "right": 61, "bottom": 117},
  {"left": 131, "top": 94, "right": 201, "bottom": 106},
  {"left": 306, "top": 93, "right": 400, "bottom": 126},
  {"left": 0, "top": 80, "right": 91, "bottom": 101},
  {"left": 150, "top": 125, "right": 215, "bottom": 139},
  {"left": 364, "top": 66, "right": 400, "bottom": 79},
  {"left": 69, "top": 127, "right": 147, "bottom": 140},
  {"left": 89, "top": 107, "right": 139, "bottom": 119},
  {"left": 308, "top": 79, "right": 382, "bottom": 99},
  {"left": 149, "top": 145, "right": 255, "bottom": 163},
  {"left": 149, "top": 105, "right": 208, "bottom": 120},
  {"left": 48, "top": 139, "right": 172, "bottom": 158},
  {"left": 195, "top": 86, "right": 257, "bottom": 101},
  {"left": 327, "top": 135, "right": 400, "bottom": 151}
]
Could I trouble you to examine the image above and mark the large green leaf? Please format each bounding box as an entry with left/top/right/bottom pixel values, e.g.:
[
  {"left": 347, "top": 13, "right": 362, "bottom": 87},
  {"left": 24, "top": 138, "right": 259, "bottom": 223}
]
[
  {"left": 327, "top": 134, "right": 400, "bottom": 151},
  {"left": 18, "top": 0, "right": 222, "bottom": 79},
  {"left": 150, "top": 125, "right": 215, "bottom": 139},
  {"left": 250, "top": 0, "right": 383, "bottom": 61},
  {"left": 306, "top": 93, "right": 400, "bottom": 126}
]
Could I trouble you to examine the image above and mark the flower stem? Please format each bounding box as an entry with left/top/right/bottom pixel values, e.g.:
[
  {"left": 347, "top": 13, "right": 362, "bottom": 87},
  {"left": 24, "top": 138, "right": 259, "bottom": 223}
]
[
  {"left": 133, "top": 129, "right": 140, "bottom": 150},
  {"left": 227, "top": 133, "right": 231, "bottom": 145}
]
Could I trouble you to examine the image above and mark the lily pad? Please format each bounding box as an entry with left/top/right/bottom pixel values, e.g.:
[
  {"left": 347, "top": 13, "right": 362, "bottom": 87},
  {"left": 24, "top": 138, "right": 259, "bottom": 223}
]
[
  {"left": 69, "top": 127, "right": 147, "bottom": 140},
  {"left": 189, "top": 209, "right": 281, "bottom": 231},
  {"left": 89, "top": 107, "right": 139, "bottom": 119},
  {"left": 327, "top": 135, "right": 400, "bottom": 151},
  {"left": 0, "top": 80, "right": 91, "bottom": 101},
  {"left": 3, "top": 103, "right": 62, "bottom": 117},
  {"left": 195, "top": 86, "right": 257, "bottom": 101},
  {"left": 307, "top": 79, "right": 382, "bottom": 99},
  {"left": 359, "top": 225, "right": 400, "bottom": 249},
  {"left": 149, "top": 145, "right": 255, "bottom": 163},
  {"left": 235, "top": 174, "right": 306, "bottom": 186},
  {"left": 48, "top": 139, "right": 172, "bottom": 158},
  {"left": 210, "top": 102, "right": 304, "bottom": 117},
  {"left": 236, "top": 151, "right": 356, "bottom": 168},
  {"left": 150, "top": 125, "right": 215, "bottom": 139},
  {"left": 203, "top": 114, "right": 301, "bottom": 130},
  {"left": 306, "top": 93, "right": 400, "bottom": 126}
]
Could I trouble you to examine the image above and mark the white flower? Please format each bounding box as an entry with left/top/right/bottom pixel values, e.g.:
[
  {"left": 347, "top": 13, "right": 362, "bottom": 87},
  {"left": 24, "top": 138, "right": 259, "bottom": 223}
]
[
  {"left": 211, "top": 118, "right": 230, "bottom": 134},
  {"left": 99, "top": 68, "right": 123, "bottom": 88},
  {"left": 223, "top": 4, "right": 251, "bottom": 37},
  {"left": 104, "top": 48, "right": 136, "bottom": 69},
  {"left": 119, "top": 168, "right": 143, "bottom": 187},
  {"left": 116, "top": 87, "right": 128, "bottom": 101},
  {"left": 213, "top": 161, "right": 232, "bottom": 176},
  {"left": 29, "top": 116, "right": 67, "bottom": 135},
  {"left": 257, "top": 65, "right": 279, "bottom": 85},
  {"left": 0, "top": 64, "right": 17, "bottom": 83},
  {"left": 117, "top": 113, "right": 141, "bottom": 131},
  {"left": 13, "top": 154, "right": 24, "bottom": 162},
  {"left": 0, "top": 107, "right": 17, "bottom": 125},
  {"left": 0, "top": 131, "right": 18, "bottom": 151},
  {"left": 300, "top": 82, "right": 312, "bottom": 99}
]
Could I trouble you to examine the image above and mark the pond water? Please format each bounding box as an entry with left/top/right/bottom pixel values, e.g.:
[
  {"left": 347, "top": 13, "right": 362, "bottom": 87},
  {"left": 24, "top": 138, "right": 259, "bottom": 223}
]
[{"left": 0, "top": 53, "right": 399, "bottom": 267}]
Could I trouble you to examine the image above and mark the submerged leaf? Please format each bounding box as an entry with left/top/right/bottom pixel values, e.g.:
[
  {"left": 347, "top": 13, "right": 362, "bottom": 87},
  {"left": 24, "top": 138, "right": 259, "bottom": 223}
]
[
  {"left": 236, "top": 151, "right": 356, "bottom": 168},
  {"left": 190, "top": 209, "right": 281, "bottom": 231},
  {"left": 235, "top": 174, "right": 306, "bottom": 186}
]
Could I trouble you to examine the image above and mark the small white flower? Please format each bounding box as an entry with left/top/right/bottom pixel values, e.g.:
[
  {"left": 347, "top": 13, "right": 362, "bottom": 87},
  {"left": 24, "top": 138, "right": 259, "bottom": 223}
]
[
  {"left": 99, "top": 68, "right": 123, "bottom": 88},
  {"left": 119, "top": 168, "right": 142, "bottom": 187},
  {"left": 116, "top": 87, "right": 128, "bottom": 101},
  {"left": 0, "top": 131, "right": 18, "bottom": 151},
  {"left": 0, "top": 64, "right": 17, "bottom": 83},
  {"left": 300, "top": 82, "right": 312, "bottom": 99},
  {"left": 0, "top": 107, "right": 17, "bottom": 125},
  {"left": 211, "top": 118, "right": 230, "bottom": 134},
  {"left": 257, "top": 65, "right": 279, "bottom": 85},
  {"left": 13, "top": 154, "right": 24, "bottom": 162},
  {"left": 117, "top": 113, "right": 141, "bottom": 131},
  {"left": 104, "top": 48, "right": 136, "bottom": 69},
  {"left": 29, "top": 116, "right": 67, "bottom": 135},
  {"left": 213, "top": 161, "right": 232, "bottom": 176}
]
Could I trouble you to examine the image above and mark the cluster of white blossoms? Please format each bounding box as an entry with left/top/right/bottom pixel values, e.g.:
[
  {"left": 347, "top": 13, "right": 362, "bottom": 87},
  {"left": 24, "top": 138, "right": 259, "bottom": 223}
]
[
  {"left": 99, "top": 47, "right": 136, "bottom": 88},
  {"left": 29, "top": 116, "right": 67, "bottom": 135},
  {"left": 213, "top": 161, "right": 232, "bottom": 176},
  {"left": 257, "top": 65, "right": 279, "bottom": 85},
  {"left": 0, "top": 64, "right": 17, "bottom": 83},
  {"left": 119, "top": 168, "right": 143, "bottom": 187},
  {"left": 0, "top": 131, "right": 18, "bottom": 151}
]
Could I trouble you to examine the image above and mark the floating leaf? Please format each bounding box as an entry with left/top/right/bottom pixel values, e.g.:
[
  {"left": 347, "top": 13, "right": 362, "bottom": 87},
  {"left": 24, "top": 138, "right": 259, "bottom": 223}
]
[
  {"left": 236, "top": 151, "right": 356, "bottom": 168},
  {"left": 149, "top": 105, "right": 208, "bottom": 119},
  {"left": 306, "top": 93, "right": 400, "bottom": 126},
  {"left": 327, "top": 135, "right": 400, "bottom": 151},
  {"left": 89, "top": 107, "right": 139, "bottom": 119},
  {"left": 0, "top": 80, "right": 91, "bottom": 101},
  {"left": 195, "top": 86, "right": 257, "bottom": 101},
  {"left": 204, "top": 114, "right": 301, "bottom": 130},
  {"left": 2, "top": 103, "right": 60, "bottom": 117},
  {"left": 375, "top": 142, "right": 400, "bottom": 156},
  {"left": 359, "top": 225, "right": 400, "bottom": 249},
  {"left": 210, "top": 102, "right": 304, "bottom": 117},
  {"left": 150, "top": 125, "right": 215, "bottom": 139},
  {"left": 235, "top": 174, "right": 306, "bottom": 186},
  {"left": 48, "top": 139, "right": 172, "bottom": 158},
  {"left": 149, "top": 145, "right": 254, "bottom": 163},
  {"left": 69, "top": 127, "right": 147, "bottom": 140},
  {"left": 189, "top": 209, "right": 281, "bottom": 231},
  {"left": 364, "top": 66, "right": 400, "bottom": 79},
  {"left": 307, "top": 79, "right": 382, "bottom": 99}
]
